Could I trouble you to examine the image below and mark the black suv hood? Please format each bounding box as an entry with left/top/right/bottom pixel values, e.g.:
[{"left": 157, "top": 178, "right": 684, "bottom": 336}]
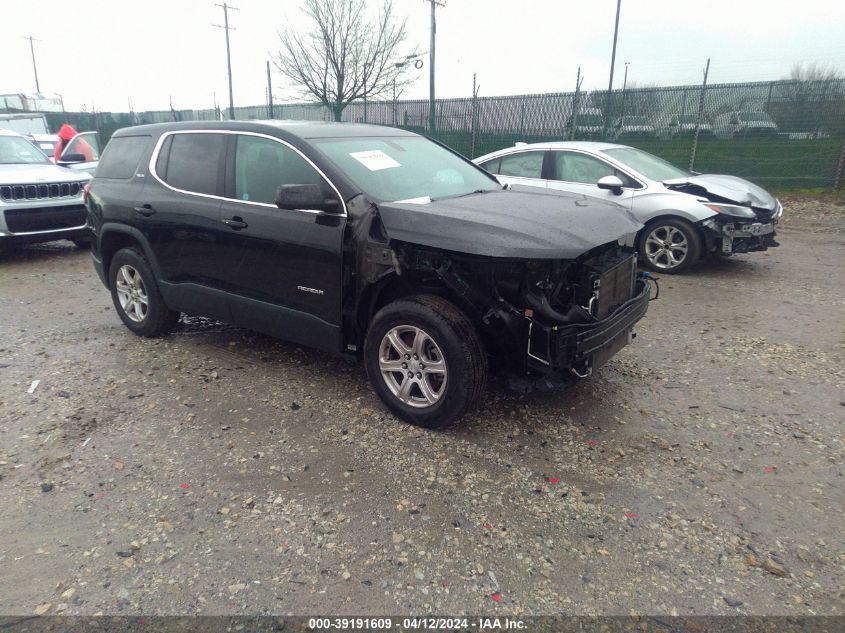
[
  {"left": 663, "top": 174, "right": 777, "bottom": 211},
  {"left": 377, "top": 187, "right": 642, "bottom": 260}
]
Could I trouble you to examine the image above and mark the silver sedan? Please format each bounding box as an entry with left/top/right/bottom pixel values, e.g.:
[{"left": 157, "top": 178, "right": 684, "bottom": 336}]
[{"left": 474, "top": 142, "right": 782, "bottom": 274}]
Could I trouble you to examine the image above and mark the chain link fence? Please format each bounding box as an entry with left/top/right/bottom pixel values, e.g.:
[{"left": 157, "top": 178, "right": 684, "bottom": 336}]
[{"left": 28, "top": 78, "right": 845, "bottom": 190}]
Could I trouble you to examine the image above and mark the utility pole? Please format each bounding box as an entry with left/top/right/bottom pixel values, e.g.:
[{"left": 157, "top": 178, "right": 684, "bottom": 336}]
[
  {"left": 689, "top": 58, "right": 711, "bottom": 173},
  {"left": 605, "top": 0, "right": 622, "bottom": 135},
  {"left": 620, "top": 62, "right": 630, "bottom": 118},
  {"left": 214, "top": 2, "right": 239, "bottom": 120},
  {"left": 266, "top": 60, "right": 274, "bottom": 119},
  {"left": 427, "top": 0, "right": 445, "bottom": 133},
  {"left": 24, "top": 36, "right": 41, "bottom": 94}
]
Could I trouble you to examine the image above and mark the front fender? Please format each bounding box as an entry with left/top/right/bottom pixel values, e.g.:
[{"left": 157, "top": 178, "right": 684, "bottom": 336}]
[{"left": 631, "top": 192, "right": 716, "bottom": 225}]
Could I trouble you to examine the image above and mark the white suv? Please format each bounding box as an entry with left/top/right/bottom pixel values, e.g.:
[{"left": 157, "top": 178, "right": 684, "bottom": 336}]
[{"left": 0, "top": 129, "right": 91, "bottom": 247}]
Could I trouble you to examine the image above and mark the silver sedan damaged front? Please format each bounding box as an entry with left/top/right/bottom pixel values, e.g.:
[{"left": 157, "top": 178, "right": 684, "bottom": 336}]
[{"left": 697, "top": 199, "right": 783, "bottom": 256}]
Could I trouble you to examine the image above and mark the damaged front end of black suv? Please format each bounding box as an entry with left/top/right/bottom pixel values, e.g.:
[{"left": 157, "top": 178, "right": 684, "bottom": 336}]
[
  {"left": 344, "top": 188, "right": 652, "bottom": 390},
  {"left": 398, "top": 243, "right": 651, "bottom": 389}
]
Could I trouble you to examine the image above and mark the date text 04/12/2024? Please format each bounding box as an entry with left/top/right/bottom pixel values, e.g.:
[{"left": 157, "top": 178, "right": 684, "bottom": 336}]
[{"left": 308, "top": 617, "right": 526, "bottom": 630}]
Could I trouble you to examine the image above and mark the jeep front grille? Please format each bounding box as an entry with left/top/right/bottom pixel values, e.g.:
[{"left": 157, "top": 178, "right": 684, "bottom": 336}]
[{"left": 0, "top": 182, "right": 82, "bottom": 202}]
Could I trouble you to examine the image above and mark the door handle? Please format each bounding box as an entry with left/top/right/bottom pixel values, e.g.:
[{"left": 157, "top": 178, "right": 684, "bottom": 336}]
[
  {"left": 133, "top": 204, "right": 156, "bottom": 217},
  {"left": 223, "top": 217, "right": 248, "bottom": 230}
]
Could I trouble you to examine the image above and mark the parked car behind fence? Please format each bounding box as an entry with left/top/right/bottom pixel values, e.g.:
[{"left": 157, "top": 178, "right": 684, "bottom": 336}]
[{"left": 713, "top": 111, "right": 779, "bottom": 138}]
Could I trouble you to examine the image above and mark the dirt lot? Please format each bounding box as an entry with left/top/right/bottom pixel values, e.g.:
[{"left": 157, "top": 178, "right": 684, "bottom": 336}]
[{"left": 0, "top": 195, "right": 843, "bottom": 617}]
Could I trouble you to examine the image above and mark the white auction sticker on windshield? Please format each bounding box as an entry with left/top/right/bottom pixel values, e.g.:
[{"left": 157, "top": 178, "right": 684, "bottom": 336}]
[{"left": 349, "top": 150, "right": 401, "bottom": 171}]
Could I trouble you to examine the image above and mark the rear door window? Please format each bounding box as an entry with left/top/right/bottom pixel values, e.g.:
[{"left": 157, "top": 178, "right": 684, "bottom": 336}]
[
  {"left": 498, "top": 151, "right": 544, "bottom": 179},
  {"left": 157, "top": 133, "right": 226, "bottom": 196},
  {"left": 233, "top": 134, "right": 324, "bottom": 205},
  {"left": 96, "top": 136, "right": 150, "bottom": 179}
]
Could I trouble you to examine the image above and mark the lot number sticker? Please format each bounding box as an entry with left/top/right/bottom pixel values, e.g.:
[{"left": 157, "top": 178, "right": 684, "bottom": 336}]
[{"left": 349, "top": 150, "right": 402, "bottom": 171}]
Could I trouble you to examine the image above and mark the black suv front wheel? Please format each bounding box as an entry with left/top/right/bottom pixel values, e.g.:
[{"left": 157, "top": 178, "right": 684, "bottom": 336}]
[
  {"left": 109, "top": 247, "right": 180, "bottom": 337},
  {"left": 364, "top": 295, "right": 487, "bottom": 429}
]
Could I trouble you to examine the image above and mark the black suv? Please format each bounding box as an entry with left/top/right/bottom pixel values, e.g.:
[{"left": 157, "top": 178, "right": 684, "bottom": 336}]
[{"left": 86, "top": 121, "right": 651, "bottom": 428}]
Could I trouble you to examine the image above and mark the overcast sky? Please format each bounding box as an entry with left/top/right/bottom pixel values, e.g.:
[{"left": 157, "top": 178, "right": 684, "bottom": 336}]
[{"left": 3, "top": 0, "right": 845, "bottom": 112}]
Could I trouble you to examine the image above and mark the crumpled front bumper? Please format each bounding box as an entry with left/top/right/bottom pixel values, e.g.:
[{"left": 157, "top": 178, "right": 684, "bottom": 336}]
[
  {"left": 717, "top": 221, "right": 778, "bottom": 254},
  {"left": 525, "top": 277, "right": 651, "bottom": 378},
  {"left": 701, "top": 201, "right": 782, "bottom": 255}
]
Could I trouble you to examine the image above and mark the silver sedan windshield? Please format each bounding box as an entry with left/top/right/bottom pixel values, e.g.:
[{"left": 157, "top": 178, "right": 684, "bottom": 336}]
[{"left": 602, "top": 147, "right": 688, "bottom": 181}]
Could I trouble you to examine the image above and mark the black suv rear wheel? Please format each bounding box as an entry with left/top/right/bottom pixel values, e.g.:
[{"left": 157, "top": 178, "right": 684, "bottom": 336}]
[
  {"left": 364, "top": 295, "right": 487, "bottom": 429},
  {"left": 108, "top": 247, "right": 180, "bottom": 337}
]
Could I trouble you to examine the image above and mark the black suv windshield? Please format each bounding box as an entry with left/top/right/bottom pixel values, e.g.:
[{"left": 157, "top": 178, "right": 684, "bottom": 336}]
[
  {"left": 314, "top": 136, "right": 499, "bottom": 201},
  {"left": 0, "top": 135, "right": 50, "bottom": 165}
]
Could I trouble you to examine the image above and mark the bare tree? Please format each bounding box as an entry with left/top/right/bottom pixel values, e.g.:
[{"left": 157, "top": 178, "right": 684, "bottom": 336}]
[
  {"left": 788, "top": 62, "right": 842, "bottom": 82},
  {"left": 274, "top": 0, "right": 415, "bottom": 122},
  {"left": 770, "top": 63, "right": 845, "bottom": 134}
]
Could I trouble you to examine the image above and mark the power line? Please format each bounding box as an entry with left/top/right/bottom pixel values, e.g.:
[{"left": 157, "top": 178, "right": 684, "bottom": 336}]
[{"left": 213, "top": 2, "right": 239, "bottom": 120}]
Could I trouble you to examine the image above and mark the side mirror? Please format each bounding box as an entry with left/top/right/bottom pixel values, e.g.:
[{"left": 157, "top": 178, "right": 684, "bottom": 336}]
[
  {"left": 275, "top": 184, "right": 340, "bottom": 213},
  {"left": 58, "top": 153, "right": 87, "bottom": 165},
  {"left": 597, "top": 175, "right": 624, "bottom": 195}
]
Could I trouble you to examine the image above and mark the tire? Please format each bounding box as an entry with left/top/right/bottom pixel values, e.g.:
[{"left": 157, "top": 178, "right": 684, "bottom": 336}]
[
  {"left": 108, "top": 247, "right": 180, "bottom": 337},
  {"left": 364, "top": 295, "right": 487, "bottom": 429},
  {"left": 638, "top": 218, "right": 702, "bottom": 274}
]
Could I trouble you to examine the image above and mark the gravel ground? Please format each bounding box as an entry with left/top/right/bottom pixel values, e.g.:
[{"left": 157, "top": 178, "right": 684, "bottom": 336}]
[{"left": 0, "top": 196, "right": 843, "bottom": 617}]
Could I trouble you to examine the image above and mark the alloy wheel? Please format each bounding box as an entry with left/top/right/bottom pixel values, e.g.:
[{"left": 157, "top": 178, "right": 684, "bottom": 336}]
[
  {"left": 115, "top": 264, "right": 149, "bottom": 322},
  {"left": 378, "top": 325, "right": 447, "bottom": 409},
  {"left": 644, "top": 225, "right": 689, "bottom": 270}
]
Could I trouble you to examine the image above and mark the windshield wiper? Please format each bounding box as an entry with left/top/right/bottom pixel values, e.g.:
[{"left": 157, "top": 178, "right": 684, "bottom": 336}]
[{"left": 430, "top": 189, "right": 490, "bottom": 202}]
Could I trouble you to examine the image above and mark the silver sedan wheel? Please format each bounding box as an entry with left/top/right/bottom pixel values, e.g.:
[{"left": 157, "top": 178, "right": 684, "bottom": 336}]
[
  {"left": 644, "top": 225, "right": 689, "bottom": 270},
  {"left": 115, "top": 264, "right": 149, "bottom": 323},
  {"left": 378, "top": 325, "right": 447, "bottom": 409}
]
